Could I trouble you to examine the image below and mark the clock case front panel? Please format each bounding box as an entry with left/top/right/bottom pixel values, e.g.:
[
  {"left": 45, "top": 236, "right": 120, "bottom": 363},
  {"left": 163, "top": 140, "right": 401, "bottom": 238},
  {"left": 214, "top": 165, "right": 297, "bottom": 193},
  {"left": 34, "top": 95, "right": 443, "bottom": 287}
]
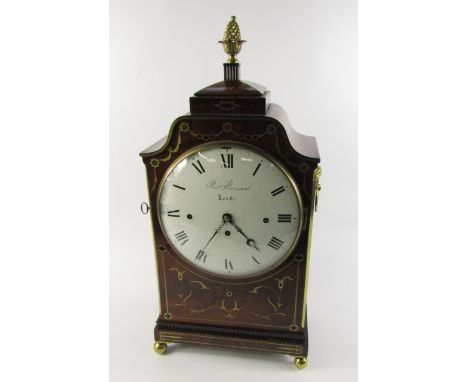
[{"left": 141, "top": 105, "right": 320, "bottom": 357}]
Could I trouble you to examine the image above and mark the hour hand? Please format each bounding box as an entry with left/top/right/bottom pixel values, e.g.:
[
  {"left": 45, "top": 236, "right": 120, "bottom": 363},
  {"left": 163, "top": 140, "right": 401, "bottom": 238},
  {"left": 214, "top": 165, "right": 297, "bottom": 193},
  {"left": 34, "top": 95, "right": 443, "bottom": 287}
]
[
  {"left": 226, "top": 217, "right": 248, "bottom": 239},
  {"left": 233, "top": 224, "right": 249, "bottom": 240},
  {"left": 226, "top": 216, "right": 260, "bottom": 252},
  {"left": 247, "top": 238, "right": 260, "bottom": 251}
]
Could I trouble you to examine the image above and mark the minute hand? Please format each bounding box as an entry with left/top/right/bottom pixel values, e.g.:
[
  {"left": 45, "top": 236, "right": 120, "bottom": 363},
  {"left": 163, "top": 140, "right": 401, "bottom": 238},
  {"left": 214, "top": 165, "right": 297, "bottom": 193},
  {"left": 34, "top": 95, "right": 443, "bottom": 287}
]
[{"left": 202, "top": 221, "right": 226, "bottom": 251}]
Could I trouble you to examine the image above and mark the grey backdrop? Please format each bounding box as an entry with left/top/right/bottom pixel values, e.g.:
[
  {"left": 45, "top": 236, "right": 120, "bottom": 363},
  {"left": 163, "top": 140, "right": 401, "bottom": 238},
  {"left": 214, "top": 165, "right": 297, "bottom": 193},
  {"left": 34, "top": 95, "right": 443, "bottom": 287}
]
[{"left": 110, "top": 0, "right": 357, "bottom": 380}]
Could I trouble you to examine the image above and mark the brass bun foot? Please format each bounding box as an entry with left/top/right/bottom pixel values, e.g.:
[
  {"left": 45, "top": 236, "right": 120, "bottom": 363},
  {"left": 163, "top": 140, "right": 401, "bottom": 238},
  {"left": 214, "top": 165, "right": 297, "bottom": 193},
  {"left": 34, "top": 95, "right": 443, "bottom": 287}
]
[
  {"left": 153, "top": 342, "right": 167, "bottom": 355},
  {"left": 294, "top": 356, "right": 308, "bottom": 369}
]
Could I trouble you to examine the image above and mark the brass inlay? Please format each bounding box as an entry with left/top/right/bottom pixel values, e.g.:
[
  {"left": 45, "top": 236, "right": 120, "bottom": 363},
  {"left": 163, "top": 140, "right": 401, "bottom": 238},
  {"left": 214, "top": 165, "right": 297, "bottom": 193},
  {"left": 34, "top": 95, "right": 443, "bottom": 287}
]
[
  {"left": 161, "top": 243, "right": 294, "bottom": 285},
  {"left": 276, "top": 276, "right": 293, "bottom": 290},
  {"left": 150, "top": 122, "right": 310, "bottom": 205},
  {"left": 158, "top": 332, "right": 303, "bottom": 355},
  {"left": 218, "top": 16, "right": 245, "bottom": 64},
  {"left": 165, "top": 315, "right": 288, "bottom": 330},
  {"left": 289, "top": 324, "right": 299, "bottom": 332},
  {"left": 167, "top": 265, "right": 295, "bottom": 322},
  {"left": 248, "top": 276, "right": 293, "bottom": 318},
  {"left": 159, "top": 244, "right": 302, "bottom": 329},
  {"left": 189, "top": 280, "right": 210, "bottom": 290},
  {"left": 190, "top": 297, "right": 240, "bottom": 319},
  {"left": 213, "top": 100, "right": 241, "bottom": 112},
  {"left": 172, "top": 272, "right": 210, "bottom": 308},
  {"left": 149, "top": 131, "right": 183, "bottom": 192},
  {"left": 160, "top": 334, "right": 182, "bottom": 340},
  {"left": 277, "top": 346, "right": 302, "bottom": 353},
  {"left": 292, "top": 259, "right": 301, "bottom": 329},
  {"left": 161, "top": 246, "right": 170, "bottom": 318},
  {"left": 169, "top": 267, "right": 185, "bottom": 281},
  {"left": 149, "top": 123, "right": 271, "bottom": 193},
  {"left": 174, "top": 289, "right": 192, "bottom": 308}
]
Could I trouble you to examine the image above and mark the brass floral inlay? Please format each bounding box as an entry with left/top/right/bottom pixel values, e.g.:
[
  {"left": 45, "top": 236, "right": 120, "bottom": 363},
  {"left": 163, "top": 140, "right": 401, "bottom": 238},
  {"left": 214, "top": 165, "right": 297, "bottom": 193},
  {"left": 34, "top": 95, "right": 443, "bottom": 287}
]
[
  {"left": 191, "top": 297, "right": 240, "bottom": 319},
  {"left": 149, "top": 131, "right": 183, "bottom": 192},
  {"left": 213, "top": 100, "right": 242, "bottom": 112},
  {"left": 171, "top": 276, "right": 210, "bottom": 308},
  {"left": 169, "top": 267, "right": 185, "bottom": 281},
  {"left": 168, "top": 262, "right": 295, "bottom": 321},
  {"left": 175, "top": 289, "right": 192, "bottom": 307},
  {"left": 289, "top": 324, "right": 299, "bottom": 332},
  {"left": 189, "top": 280, "right": 210, "bottom": 290},
  {"left": 158, "top": 244, "right": 305, "bottom": 330},
  {"left": 249, "top": 276, "right": 293, "bottom": 317}
]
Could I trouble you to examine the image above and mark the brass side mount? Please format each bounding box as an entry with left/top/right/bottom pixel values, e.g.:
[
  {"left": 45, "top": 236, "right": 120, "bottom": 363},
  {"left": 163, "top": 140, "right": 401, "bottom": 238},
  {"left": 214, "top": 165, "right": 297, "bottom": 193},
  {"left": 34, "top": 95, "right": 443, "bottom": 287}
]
[{"left": 313, "top": 166, "right": 322, "bottom": 212}]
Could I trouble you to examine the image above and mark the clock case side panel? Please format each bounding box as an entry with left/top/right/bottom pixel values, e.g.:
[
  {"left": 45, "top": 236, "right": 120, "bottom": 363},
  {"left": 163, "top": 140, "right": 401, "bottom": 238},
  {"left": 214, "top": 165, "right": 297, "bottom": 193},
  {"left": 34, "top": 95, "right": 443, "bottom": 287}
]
[
  {"left": 142, "top": 148, "right": 168, "bottom": 319},
  {"left": 267, "top": 103, "right": 322, "bottom": 328},
  {"left": 140, "top": 113, "right": 319, "bottom": 343}
]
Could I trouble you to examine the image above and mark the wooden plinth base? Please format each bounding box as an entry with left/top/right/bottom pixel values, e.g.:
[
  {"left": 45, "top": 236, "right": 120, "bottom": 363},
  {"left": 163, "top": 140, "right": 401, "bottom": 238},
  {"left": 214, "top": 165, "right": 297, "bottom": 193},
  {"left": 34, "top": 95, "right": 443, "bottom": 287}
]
[{"left": 154, "top": 318, "right": 308, "bottom": 358}]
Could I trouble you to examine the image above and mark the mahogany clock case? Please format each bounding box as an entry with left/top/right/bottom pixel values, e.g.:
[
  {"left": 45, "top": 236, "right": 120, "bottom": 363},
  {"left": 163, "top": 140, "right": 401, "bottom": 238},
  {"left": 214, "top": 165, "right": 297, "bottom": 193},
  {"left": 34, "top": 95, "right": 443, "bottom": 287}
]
[{"left": 140, "top": 104, "right": 320, "bottom": 357}]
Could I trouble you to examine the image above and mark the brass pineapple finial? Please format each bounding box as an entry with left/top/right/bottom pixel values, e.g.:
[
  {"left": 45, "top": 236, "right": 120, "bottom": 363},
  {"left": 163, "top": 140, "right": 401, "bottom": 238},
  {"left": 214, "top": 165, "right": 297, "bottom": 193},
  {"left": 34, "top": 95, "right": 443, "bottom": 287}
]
[{"left": 219, "top": 16, "right": 246, "bottom": 63}]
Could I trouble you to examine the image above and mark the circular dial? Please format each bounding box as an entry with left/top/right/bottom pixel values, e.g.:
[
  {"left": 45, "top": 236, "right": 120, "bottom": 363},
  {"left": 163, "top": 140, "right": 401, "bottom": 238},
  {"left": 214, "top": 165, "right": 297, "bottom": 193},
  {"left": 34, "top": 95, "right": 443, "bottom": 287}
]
[{"left": 158, "top": 142, "right": 302, "bottom": 278}]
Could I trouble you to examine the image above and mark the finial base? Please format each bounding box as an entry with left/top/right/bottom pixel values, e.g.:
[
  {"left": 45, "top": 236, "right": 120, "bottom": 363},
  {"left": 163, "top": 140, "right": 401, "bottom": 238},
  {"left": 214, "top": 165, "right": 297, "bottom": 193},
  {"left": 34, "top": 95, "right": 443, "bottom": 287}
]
[{"left": 224, "top": 63, "right": 240, "bottom": 81}]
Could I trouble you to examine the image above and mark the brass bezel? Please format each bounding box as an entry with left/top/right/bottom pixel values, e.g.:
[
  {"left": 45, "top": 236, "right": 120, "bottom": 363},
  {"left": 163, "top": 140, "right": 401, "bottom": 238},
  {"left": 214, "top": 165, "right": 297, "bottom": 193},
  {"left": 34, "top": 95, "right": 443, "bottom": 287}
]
[{"left": 155, "top": 140, "right": 304, "bottom": 280}]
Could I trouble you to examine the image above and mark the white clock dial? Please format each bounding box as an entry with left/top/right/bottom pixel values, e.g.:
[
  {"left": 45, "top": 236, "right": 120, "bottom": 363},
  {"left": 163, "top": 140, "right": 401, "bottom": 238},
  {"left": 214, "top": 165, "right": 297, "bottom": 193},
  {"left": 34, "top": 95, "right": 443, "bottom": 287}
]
[{"left": 158, "top": 142, "right": 303, "bottom": 278}]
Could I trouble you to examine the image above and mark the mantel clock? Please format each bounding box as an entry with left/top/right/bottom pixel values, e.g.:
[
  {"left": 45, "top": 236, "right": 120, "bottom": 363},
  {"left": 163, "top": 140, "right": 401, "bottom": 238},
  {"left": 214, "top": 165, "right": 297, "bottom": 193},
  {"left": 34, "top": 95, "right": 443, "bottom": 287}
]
[{"left": 140, "top": 16, "right": 322, "bottom": 369}]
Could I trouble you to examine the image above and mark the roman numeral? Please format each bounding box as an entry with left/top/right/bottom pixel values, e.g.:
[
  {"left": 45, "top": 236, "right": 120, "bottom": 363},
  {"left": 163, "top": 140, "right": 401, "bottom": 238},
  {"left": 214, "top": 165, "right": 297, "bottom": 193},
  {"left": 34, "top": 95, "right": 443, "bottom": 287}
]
[
  {"left": 195, "top": 250, "right": 206, "bottom": 262},
  {"left": 172, "top": 184, "right": 185, "bottom": 191},
  {"left": 267, "top": 236, "right": 284, "bottom": 250},
  {"left": 221, "top": 153, "right": 234, "bottom": 168},
  {"left": 252, "top": 256, "right": 260, "bottom": 264},
  {"left": 278, "top": 214, "right": 292, "bottom": 223},
  {"left": 271, "top": 185, "right": 285, "bottom": 196},
  {"left": 167, "top": 209, "right": 180, "bottom": 217},
  {"left": 192, "top": 160, "right": 206, "bottom": 174},
  {"left": 252, "top": 162, "right": 262, "bottom": 176},
  {"left": 174, "top": 230, "right": 189, "bottom": 245},
  {"left": 225, "top": 259, "right": 233, "bottom": 270}
]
